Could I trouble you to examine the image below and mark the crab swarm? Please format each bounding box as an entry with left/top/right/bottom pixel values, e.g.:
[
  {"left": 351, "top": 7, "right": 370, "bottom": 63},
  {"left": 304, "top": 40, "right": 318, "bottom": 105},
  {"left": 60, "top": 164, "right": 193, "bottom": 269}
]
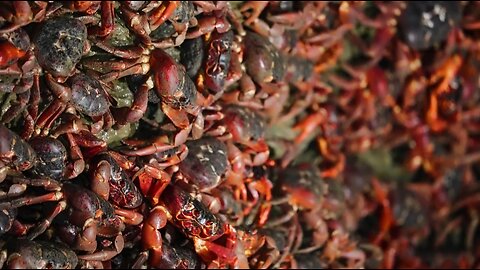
[{"left": 0, "top": 1, "right": 480, "bottom": 269}]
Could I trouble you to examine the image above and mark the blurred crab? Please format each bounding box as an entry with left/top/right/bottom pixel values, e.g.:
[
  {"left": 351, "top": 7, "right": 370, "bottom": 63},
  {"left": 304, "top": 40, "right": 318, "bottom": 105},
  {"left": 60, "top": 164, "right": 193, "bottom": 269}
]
[
  {"left": 86, "top": 45, "right": 223, "bottom": 149},
  {"left": 61, "top": 1, "right": 115, "bottom": 38},
  {"left": 223, "top": 31, "right": 286, "bottom": 104}
]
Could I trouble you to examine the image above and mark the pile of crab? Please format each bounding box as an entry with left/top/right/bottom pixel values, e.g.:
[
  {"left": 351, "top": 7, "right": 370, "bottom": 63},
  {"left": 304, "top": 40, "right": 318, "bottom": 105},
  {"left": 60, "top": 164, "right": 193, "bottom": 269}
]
[{"left": 1, "top": 1, "right": 480, "bottom": 269}]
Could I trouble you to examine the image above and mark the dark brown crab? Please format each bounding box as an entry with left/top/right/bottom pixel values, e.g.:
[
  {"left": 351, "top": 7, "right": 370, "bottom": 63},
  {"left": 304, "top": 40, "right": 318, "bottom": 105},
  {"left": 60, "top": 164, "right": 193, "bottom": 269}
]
[
  {"left": 222, "top": 105, "right": 269, "bottom": 172},
  {"left": 140, "top": 184, "right": 240, "bottom": 268},
  {"left": 118, "top": 1, "right": 197, "bottom": 47},
  {"left": 0, "top": 181, "right": 126, "bottom": 261},
  {"left": 88, "top": 46, "right": 222, "bottom": 157},
  {"left": 178, "top": 136, "right": 229, "bottom": 191},
  {"left": 35, "top": 72, "right": 113, "bottom": 136},
  {"left": 0, "top": 1, "right": 49, "bottom": 34},
  {"left": 33, "top": 16, "right": 90, "bottom": 80},
  {"left": 0, "top": 124, "right": 37, "bottom": 182},
  {"left": 0, "top": 28, "right": 40, "bottom": 127},
  {"left": 0, "top": 239, "right": 78, "bottom": 269},
  {"left": 398, "top": 2, "right": 462, "bottom": 50}
]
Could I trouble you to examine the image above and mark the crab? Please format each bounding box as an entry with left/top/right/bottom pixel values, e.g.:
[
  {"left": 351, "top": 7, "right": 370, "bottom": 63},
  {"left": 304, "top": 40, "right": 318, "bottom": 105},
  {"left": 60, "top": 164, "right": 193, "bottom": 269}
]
[
  {"left": 177, "top": 136, "right": 229, "bottom": 192},
  {"left": 222, "top": 29, "right": 321, "bottom": 128},
  {"left": 118, "top": 1, "right": 198, "bottom": 47},
  {"left": 0, "top": 180, "right": 127, "bottom": 262},
  {"left": 33, "top": 16, "right": 90, "bottom": 81},
  {"left": 196, "top": 29, "right": 235, "bottom": 94},
  {"left": 140, "top": 184, "right": 240, "bottom": 268},
  {"left": 34, "top": 72, "right": 113, "bottom": 136},
  {"left": 133, "top": 237, "right": 202, "bottom": 269},
  {"left": 0, "top": 239, "right": 78, "bottom": 269},
  {"left": 84, "top": 45, "right": 222, "bottom": 153},
  {"left": 0, "top": 28, "right": 40, "bottom": 127},
  {"left": 367, "top": 178, "right": 431, "bottom": 268},
  {"left": 0, "top": 1, "right": 49, "bottom": 34},
  {"left": 88, "top": 150, "right": 144, "bottom": 226},
  {"left": 254, "top": 206, "right": 301, "bottom": 269},
  {"left": 222, "top": 105, "right": 270, "bottom": 169},
  {"left": 31, "top": 16, "right": 119, "bottom": 136},
  {"left": 251, "top": 162, "right": 335, "bottom": 264},
  {"left": 133, "top": 136, "right": 230, "bottom": 225},
  {"left": 27, "top": 135, "right": 86, "bottom": 180},
  {"left": 62, "top": 1, "right": 116, "bottom": 38},
  {"left": 0, "top": 124, "right": 37, "bottom": 182},
  {"left": 398, "top": 1, "right": 462, "bottom": 50}
]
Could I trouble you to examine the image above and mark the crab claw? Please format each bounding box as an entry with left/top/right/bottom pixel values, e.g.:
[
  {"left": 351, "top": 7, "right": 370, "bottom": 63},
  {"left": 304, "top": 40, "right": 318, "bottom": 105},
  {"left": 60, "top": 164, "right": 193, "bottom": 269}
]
[
  {"left": 194, "top": 224, "right": 239, "bottom": 268},
  {"left": 134, "top": 165, "right": 172, "bottom": 205}
]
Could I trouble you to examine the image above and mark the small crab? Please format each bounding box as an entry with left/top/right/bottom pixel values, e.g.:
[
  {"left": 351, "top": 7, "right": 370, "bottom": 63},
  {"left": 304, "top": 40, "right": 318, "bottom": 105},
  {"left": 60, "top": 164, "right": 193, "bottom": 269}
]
[
  {"left": 0, "top": 181, "right": 127, "bottom": 261},
  {"left": 0, "top": 124, "right": 37, "bottom": 182},
  {"left": 0, "top": 1, "right": 48, "bottom": 33},
  {"left": 141, "top": 184, "right": 239, "bottom": 268},
  {"left": 89, "top": 151, "right": 142, "bottom": 209},
  {"left": 398, "top": 2, "right": 462, "bottom": 50},
  {"left": 178, "top": 136, "right": 229, "bottom": 191},
  {"left": 118, "top": 1, "right": 197, "bottom": 47},
  {"left": 0, "top": 28, "right": 40, "bottom": 126},
  {"left": 369, "top": 179, "right": 430, "bottom": 245},
  {"left": 35, "top": 72, "right": 113, "bottom": 136},
  {"left": 0, "top": 239, "right": 78, "bottom": 269},
  {"left": 90, "top": 46, "right": 221, "bottom": 152},
  {"left": 222, "top": 105, "right": 270, "bottom": 170},
  {"left": 33, "top": 16, "right": 90, "bottom": 81}
]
